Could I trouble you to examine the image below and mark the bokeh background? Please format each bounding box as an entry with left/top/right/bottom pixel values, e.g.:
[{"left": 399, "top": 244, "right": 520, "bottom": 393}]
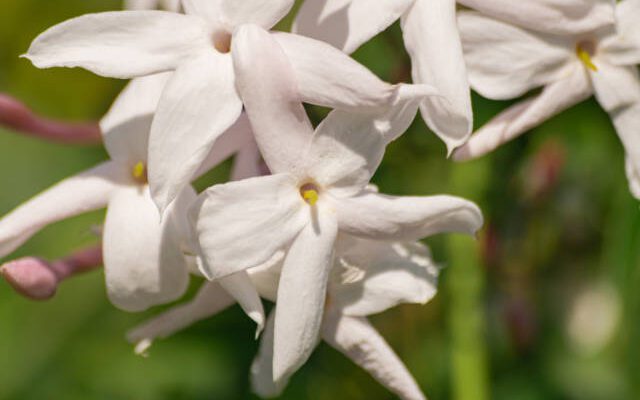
[{"left": 1, "top": 1, "right": 640, "bottom": 399}]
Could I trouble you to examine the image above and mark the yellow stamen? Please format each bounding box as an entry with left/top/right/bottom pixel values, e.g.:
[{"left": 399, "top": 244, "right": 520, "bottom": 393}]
[
  {"left": 576, "top": 45, "right": 598, "bottom": 72},
  {"left": 132, "top": 161, "right": 146, "bottom": 182},
  {"left": 302, "top": 189, "right": 319, "bottom": 206}
]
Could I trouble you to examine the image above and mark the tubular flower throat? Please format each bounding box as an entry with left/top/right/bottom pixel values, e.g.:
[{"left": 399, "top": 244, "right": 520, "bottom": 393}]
[
  {"left": 299, "top": 183, "right": 319, "bottom": 206},
  {"left": 132, "top": 161, "right": 147, "bottom": 184},
  {"left": 576, "top": 41, "right": 598, "bottom": 72}
]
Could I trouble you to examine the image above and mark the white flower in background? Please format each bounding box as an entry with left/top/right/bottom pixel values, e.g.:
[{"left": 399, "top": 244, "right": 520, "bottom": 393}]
[
  {"left": 457, "top": 0, "right": 615, "bottom": 35},
  {"left": 191, "top": 25, "right": 483, "bottom": 382},
  {"left": 294, "top": 0, "right": 472, "bottom": 154},
  {"left": 454, "top": 0, "right": 640, "bottom": 199},
  {"left": 124, "top": 0, "right": 180, "bottom": 12},
  {"left": 24, "top": 0, "right": 396, "bottom": 213},
  {"left": 0, "top": 73, "right": 260, "bottom": 314},
  {"left": 128, "top": 237, "right": 439, "bottom": 400}
]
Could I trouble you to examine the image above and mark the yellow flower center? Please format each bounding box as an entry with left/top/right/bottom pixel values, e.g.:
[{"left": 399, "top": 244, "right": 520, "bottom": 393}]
[
  {"left": 131, "top": 161, "right": 147, "bottom": 183},
  {"left": 576, "top": 40, "right": 598, "bottom": 72},
  {"left": 213, "top": 31, "right": 232, "bottom": 54},
  {"left": 300, "top": 183, "right": 320, "bottom": 206}
]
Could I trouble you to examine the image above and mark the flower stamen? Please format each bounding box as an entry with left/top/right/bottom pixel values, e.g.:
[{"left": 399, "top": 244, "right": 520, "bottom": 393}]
[
  {"left": 300, "top": 183, "right": 320, "bottom": 206},
  {"left": 576, "top": 41, "right": 598, "bottom": 72},
  {"left": 212, "top": 31, "right": 232, "bottom": 54},
  {"left": 132, "top": 161, "right": 147, "bottom": 183}
]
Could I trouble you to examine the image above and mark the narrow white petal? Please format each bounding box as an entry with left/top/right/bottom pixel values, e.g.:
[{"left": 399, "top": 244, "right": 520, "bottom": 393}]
[
  {"left": 273, "top": 32, "right": 395, "bottom": 110},
  {"left": 591, "top": 62, "right": 640, "bottom": 114},
  {"left": 251, "top": 312, "right": 289, "bottom": 398},
  {"left": 453, "top": 65, "right": 592, "bottom": 161},
  {"left": 218, "top": 271, "right": 265, "bottom": 334},
  {"left": 609, "top": 102, "right": 640, "bottom": 199},
  {"left": 104, "top": 185, "right": 189, "bottom": 312},
  {"left": 625, "top": 157, "right": 640, "bottom": 200},
  {"left": 0, "top": 162, "right": 124, "bottom": 258},
  {"left": 292, "top": 0, "right": 413, "bottom": 54},
  {"left": 333, "top": 240, "right": 439, "bottom": 317},
  {"left": 305, "top": 109, "right": 387, "bottom": 197},
  {"left": 401, "top": 0, "right": 472, "bottom": 154},
  {"left": 193, "top": 174, "right": 308, "bottom": 280},
  {"left": 184, "top": 0, "right": 294, "bottom": 29},
  {"left": 148, "top": 51, "right": 242, "bottom": 213},
  {"left": 600, "top": 0, "right": 640, "bottom": 66},
  {"left": 334, "top": 190, "right": 483, "bottom": 241},
  {"left": 322, "top": 314, "right": 426, "bottom": 400},
  {"left": 458, "top": 0, "right": 616, "bottom": 35},
  {"left": 458, "top": 11, "right": 574, "bottom": 100},
  {"left": 232, "top": 25, "right": 314, "bottom": 176},
  {"left": 273, "top": 208, "right": 338, "bottom": 382},
  {"left": 25, "top": 11, "right": 209, "bottom": 79},
  {"left": 126, "top": 281, "right": 235, "bottom": 345},
  {"left": 100, "top": 73, "right": 171, "bottom": 165}
]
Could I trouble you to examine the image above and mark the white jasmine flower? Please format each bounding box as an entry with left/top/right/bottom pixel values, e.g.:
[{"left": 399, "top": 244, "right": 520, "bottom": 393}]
[
  {"left": 0, "top": 73, "right": 258, "bottom": 314},
  {"left": 25, "top": 0, "right": 396, "bottom": 213},
  {"left": 128, "top": 238, "right": 438, "bottom": 400},
  {"left": 294, "top": 0, "right": 472, "bottom": 154},
  {"left": 191, "top": 25, "right": 483, "bottom": 382},
  {"left": 454, "top": 0, "right": 640, "bottom": 199}
]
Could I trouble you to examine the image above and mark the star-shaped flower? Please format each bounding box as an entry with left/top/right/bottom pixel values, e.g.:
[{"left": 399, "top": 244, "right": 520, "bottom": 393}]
[
  {"left": 189, "top": 25, "right": 483, "bottom": 382},
  {"left": 128, "top": 237, "right": 439, "bottom": 400},
  {"left": 454, "top": 0, "right": 640, "bottom": 199},
  {"left": 25, "top": 0, "right": 396, "bottom": 213}
]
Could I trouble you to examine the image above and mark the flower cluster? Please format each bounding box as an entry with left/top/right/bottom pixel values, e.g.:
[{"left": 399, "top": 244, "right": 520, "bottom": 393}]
[{"left": 0, "top": 0, "right": 637, "bottom": 399}]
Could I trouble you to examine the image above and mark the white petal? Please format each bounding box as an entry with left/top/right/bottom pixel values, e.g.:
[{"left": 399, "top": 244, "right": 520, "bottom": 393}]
[
  {"left": 230, "top": 137, "right": 263, "bottom": 181},
  {"left": 292, "top": 0, "right": 413, "bottom": 54},
  {"left": 193, "top": 174, "right": 308, "bottom": 280},
  {"left": 453, "top": 65, "right": 592, "bottom": 161},
  {"left": 401, "top": 0, "right": 472, "bottom": 154},
  {"left": 273, "top": 207, "right": 338, "bottom": 382},
  {"left": 250, "top": 312, "right": 289, "bottom": 398},
  {"left": 25, "top": 11, "right": 209, "bottom": 79},
  {"left": 194, "top": 113, "right": 255, "bottom": 180},
  {"left": 322, "top": 314, "right": 426, "bottom": 400},
  {"left": 458, "top": 0, "right": 615, "bottom": 35},
  {"left": 273, "top": 32, "right": 395, "bottom": 110},
  {"left": 591, "top": 62, "right": 640, "bottom": 113},
  {"left": 104, "top": 185, "right": 189, "bottom": 312},
  {"left": 126, "top": 281, "right": 235, "bottom": 345},
  {"left": 0, "top": 162, "right": 124, "bottom": 258},
  {"left": 334, "top": 190, "right": 483, "bottom": 241},
  {"left": 458, "top": 11, "right": 574, "bottom": 100},
  {"left": 232, "top": 25, "right": 314, "bottom": 176},
  {"left": 600, "top": 0, "right": 640, "bottom": 66},
  {"left": 100, "top": 73, "right": 172, "bottom": 165},
  {"left": 148, "top": 51, "right": 242, "bottom": 213},
  {"left": 332, "top": 240, "right": 439, "bottom": 317},
  {"left": 626, "top": 157, "right": 640, "bottom": 199},
  {"left": 305, "top": 109, "right": 387, "bottom": 196},
  {"left": 609, "top": 102, "right": 640, "bottom": 199},
  {"left": 218, "top": 271, "right": 265, "bottom": 334},
  {"left": 184, "top": 0, "right": 294, "bottom": 29}
]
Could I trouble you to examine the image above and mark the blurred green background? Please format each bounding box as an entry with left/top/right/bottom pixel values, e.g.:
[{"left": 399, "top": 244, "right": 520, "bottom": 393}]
[{"left": 1, "top": 1, "right": 639, "bottom": 399}]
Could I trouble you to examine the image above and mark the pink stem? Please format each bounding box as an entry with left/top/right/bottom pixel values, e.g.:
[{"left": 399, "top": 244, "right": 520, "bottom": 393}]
[
  {"left": 0, "top": 245, "right": 103, "bottom": 301},
  {"left": 0, "top": 94, "right": 101, "bottom": 145}
]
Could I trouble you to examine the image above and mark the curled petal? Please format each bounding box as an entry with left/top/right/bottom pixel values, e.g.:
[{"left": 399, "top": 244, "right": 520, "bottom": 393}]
[
  {"left": 458, "top": 11, "right": 574, "bottom": 100},
  {"left": 334, "top": 191, "right": 483, "bottom": 241},
  {"left": 25, "top": 11, "right": 209, "bottom": 79},
  {"left": 458, "top": 0, "right": 616, "bottom": 35},
  {"left": 626, "top": 157, "right": 640, "bottom": 200},
  {"left": 0, "top": 95, "right": 100, "bottom": 144},
  {"left": 402, "top": 0, "right": 472, "bottom": 154},
  {"left": 218, "top": 271, "right": 265, "bottom": 335},
  {"left": 184, "top": 0, "right": 294, "bottom": 29},
  {"left": 0, "top": 162, "right": 124, "bottom": 258},
  {"left": 322, "top": 314, "right": 426, "bottom": 400},
  {"left": 126, "top": 281, "right": 235, "bottom": 346},
  {"left": 193, "top": 174, "right": 308, "bottom": 280},
  {"left": 104, "top": 186, "right": 190, "bottom": 312},
  {"left": 609, "top": 102, "right": 640, "bottom": 199},
  {"left": 148, "top": 52, "right": 242, "bottom": 213},
  {"left": 251, "top": 312, "right": 289, "bottom": 397},
  {"left": 293, "top": 0, "right": 413, "bottom": 54},
  {"left": 273, "top": 31, "right": 395, "bottom": 110},
  {"left": 600, "top": 0, "right": 640, "bottom": 66},
  {"left": 332, "top": 240, "right": 439, "bottom": 317},
  {"left": 273, "top": 207, "right": 338, "bottom": 382},
  {"left": 453, "top": 65, "right": 592, "bottom": 161}
]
